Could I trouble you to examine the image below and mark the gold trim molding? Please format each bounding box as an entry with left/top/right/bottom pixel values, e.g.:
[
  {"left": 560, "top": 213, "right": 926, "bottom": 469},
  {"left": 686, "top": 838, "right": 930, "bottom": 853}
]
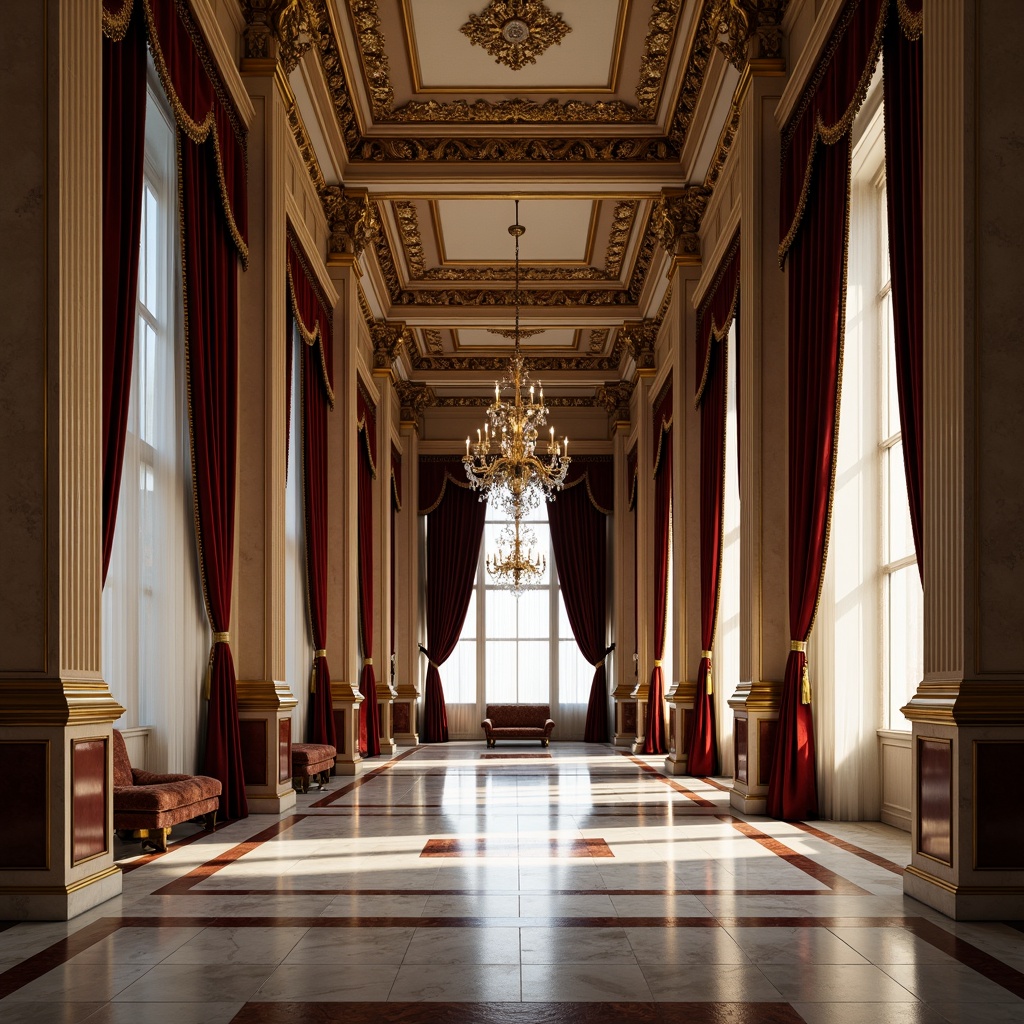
[
  {"left": 236, "top": 679, "right": 299, "bottom": 712},
  {"left": 0, "top": 681, "right": 125, "bottom": 726}
]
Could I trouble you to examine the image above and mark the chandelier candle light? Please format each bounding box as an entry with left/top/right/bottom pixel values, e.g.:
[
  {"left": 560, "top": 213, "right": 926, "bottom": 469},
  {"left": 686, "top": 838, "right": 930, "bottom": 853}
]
[{"left": 464, "top": 201, "right": 570, "bottom": 594}]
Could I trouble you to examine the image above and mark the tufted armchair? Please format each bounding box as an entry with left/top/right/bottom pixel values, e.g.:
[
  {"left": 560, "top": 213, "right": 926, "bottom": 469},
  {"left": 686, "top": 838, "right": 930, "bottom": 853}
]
[{"left": 112, "top": 728, "right": 221, "bottom": 852}]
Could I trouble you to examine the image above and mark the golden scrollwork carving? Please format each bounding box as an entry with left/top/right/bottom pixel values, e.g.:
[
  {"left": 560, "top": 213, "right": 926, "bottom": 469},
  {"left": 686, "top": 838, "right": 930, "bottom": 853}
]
[
  {"left": 489, "top": 328, "right": 543, "bottom": 340},
  {"left": 435, "top": 394, "right": 596, "bottom": 409},
  {"left": 712, "top": 0, "right": 785, "bottom": 71},
  {"left": 460, "top": 0, "right": 571, "bottom": 72},
  {"left": 596, "top": 379, "right": 635, "bottom": 421},
  {"left": 394, "top": 380, "right": 434, "bottom": 422},
  {"left": 636, "top": 0, "right": 683, "bottom": 115},
  {"left": 621, "top": 319, "right": 658, "bottom": 370},
  {"left": 242, "top": 0, "right": 313, "bottom": 72},
  {"left": 357, "top": 287, "right": 376, "bottom": 332},
  {"left": 394, "top": 201, "right": 426, "bottom": 276},
  {"left": 666, "top": 0, "right": 720, "bottom": 150},
  {"left": 653, "top": 186, "right": 711, "bottom": 258},
  {"left": 704, "top": 95, "right": 741, "bottom": 190},
  {"left": 349, "top": 0, "right": 395, "bottom": 116},
  {"left": 370, "top": 320, "right": 409, "bottom": 370},
  {"left": 420, "top": 329, "right": 445, "bottom": 355},
  {"left": 421, "top": 265, "right": 616, "bottom": 283},
  {"left": 410, "top": 353, "right": 620, "bottom": 373},
  {"left": 322, "top": 186, "right": 381, "bottom": 258},
  {"left": 605, "top": 200, "right": 638, "bottom": 276},
  {"left": 285, "top": 99, "right": 327, "bottom": 194},
  {"left": 589, "top": 329, "right": 609, "bottom": 353}
]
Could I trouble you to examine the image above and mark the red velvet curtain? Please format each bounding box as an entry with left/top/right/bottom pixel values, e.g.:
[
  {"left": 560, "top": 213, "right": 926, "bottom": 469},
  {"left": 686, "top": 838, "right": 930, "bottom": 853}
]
[
  {"left": 288, "top": 231, "right": 336, "bottom": 748},
  {"left": 645, "top": 380, "right": 672, "bottom": 755},
  {"left": 689, "top": 235, "right": 740, "bottom": 777},
  {"left": 121, "top": 0, "right": 250, "bottom": 818},
  {"left": 418, "top": 460, "right": 487, "bottom": 743},
  {"left": 357, "top": 386, "right": 380, "bottom": 756},
  {"left": 101, "top": 2, "right": 147, "bottom": 584},
  {"left": 548, "top": 458, "right": 614, "bottom": 743},
  {"left": 771, "top": 0, "right": 893, "bottom": 821},
  {"left": 883, "top": 1, "right": 923, "bottom": 579}
]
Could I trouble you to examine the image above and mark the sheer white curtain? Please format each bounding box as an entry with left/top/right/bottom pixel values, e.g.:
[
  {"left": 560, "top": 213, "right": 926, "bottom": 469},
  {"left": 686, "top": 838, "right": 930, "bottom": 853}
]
[
  {"left": 717, "top": 323, "right": 740, "bottom": 772},
  {"left": 102, "top": 83, "right": 208, "bottom": 774},
  {"left": 285, "top": 330, "right": 312, "bottom": 739},
  {"left": 809, "top": 99, "right": 884, "bottom": 819}
]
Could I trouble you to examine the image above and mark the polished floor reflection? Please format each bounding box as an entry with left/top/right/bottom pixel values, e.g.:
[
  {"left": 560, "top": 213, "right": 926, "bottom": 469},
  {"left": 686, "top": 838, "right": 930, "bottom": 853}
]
[{"left": 2, "top": 743, "right": 1024, "bottom": 1023}]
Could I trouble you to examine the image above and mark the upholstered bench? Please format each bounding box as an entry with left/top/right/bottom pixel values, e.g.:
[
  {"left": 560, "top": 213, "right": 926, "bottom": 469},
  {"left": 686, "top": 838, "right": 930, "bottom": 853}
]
[
  {"left": 292, "top": 742, "right": 336, "bottom": 793},
  {"left": 112, "top": 728, "right": 221, "bottom": 852},
  {"left": 481, "top": 704, "right": 555, "bottom": 747}
]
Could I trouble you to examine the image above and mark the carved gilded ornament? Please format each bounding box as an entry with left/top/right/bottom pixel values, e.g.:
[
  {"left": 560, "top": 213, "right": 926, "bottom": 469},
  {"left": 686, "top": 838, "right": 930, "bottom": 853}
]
[
  {"left": 242, "top": 0, "right": 314, "bottom": 72},
  {"left": 621, "top": 320, "right": 658, "bottom": 370},
  {"left": 605, "top": 201, "right": 639, "bottom": 277},
  {"left": 653, "top": 187, "right": 711, "bottom": 258},
  {"left": 435, "top": 395, "right": 596, "bottom": 409},
  {"left": 371, "top": 321, "right": 409, "bottom": 370},
  {"left": 395, "top": 380, "right": 434, "bottom": 421},
  {"left": 421, "top": 329, "right": 445, "bottom": 355},
  {"left": 712, "top": 0, "right": 785, "bottom": 71},
  {"left": 596, "top": 379, "right": 635, "bottom": 421},
  {"left": 589, "top": 329, "right": 609, "bottom": 354},
  {"left": 322, "top": 187, "right": 381, "bottom": 258},
  {"left": 460, "top": 0, "right": 572, "bottom": 71},
  {"left": 489, "top": 329, "right": 543, "bottom": 340}
]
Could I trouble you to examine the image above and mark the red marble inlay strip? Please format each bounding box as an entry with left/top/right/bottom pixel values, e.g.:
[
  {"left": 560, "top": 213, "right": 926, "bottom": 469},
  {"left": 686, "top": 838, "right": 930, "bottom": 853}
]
[
  {"left": 420, "top": 837, "right": 613, "bottom": 858},
  {"left": 310, "top": 745, "right": 421, "bottom": 807},
  {"left": 152, "top": 815, "right": 307, "bottom": 895},
  {"left": 0, "top": 917, "right": 122, "bottom": 999},
  {"left": 789, "top": 821, "right": 906, "bottom": 875},
  {"left": 722, "top": 817, "right": 869, "bottom": 895},
  {"left": 119, "top": 820, "right": 231, "bottom": 873},
  {"left": 698, "top": 776, "right": 732, "bottom": 793},
  {"left": 158, "top": 886, "right": 837, "bottom": 898},
  {"left": 231, "top": 1001, "right": 806, "bottom": 1024},
  {"left": 621, "top": 753, "right": 717, "bottom": 807}
]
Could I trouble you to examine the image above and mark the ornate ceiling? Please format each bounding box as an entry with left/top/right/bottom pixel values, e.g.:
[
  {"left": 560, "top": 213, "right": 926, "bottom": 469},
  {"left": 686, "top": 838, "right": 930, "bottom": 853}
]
[{"left": 245, "top": 0, "right": 760, "bottom": 407}]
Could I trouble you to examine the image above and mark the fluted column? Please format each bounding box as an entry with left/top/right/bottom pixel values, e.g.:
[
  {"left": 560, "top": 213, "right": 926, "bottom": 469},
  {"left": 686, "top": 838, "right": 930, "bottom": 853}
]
[
  {"left": 902, "top": 0, "right": 1024, "bottom": 920},
  {"left": 665, "top": 261, "right": 703, "bottom": 775},
  {"left": 0, "top": 0, "right": 124, "bottom": 920},
  {"left": 234, "top": 58, "right": 298, "bottom": 812},
  {"left": 729, "top": 58, "right": 789, "bottom": 814},
  {"left": 608, "top": 405, "right": 636, "bottom": 746},
  {"left": 393, "top": 384, "right": 429, "bottom": 744}
]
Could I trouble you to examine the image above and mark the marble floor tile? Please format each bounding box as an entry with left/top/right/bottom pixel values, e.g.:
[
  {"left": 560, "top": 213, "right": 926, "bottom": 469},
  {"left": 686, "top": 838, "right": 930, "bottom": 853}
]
[
  {"left": 520, "top": 963, "right": 653, "bottom": 1002},
  {"left": 403, "top": 927, "right": 522, "bottom": 964},
  {"left": 624, "top": 926, "right": 751, "bottom": 965},
  {"left": 3, "top": 964, "right": 154, "bottom": 1003},
  {"left": 789, "top": 1001, "right": 948, "bottom": 1023},
  {"left": 520, "top": 927, "right": 636, "bottom": 964},
  {"left": 0, "top": 1002, "right": 104, "bottom": 1024},
  {"left": 110, "top": 964, "right": 275, "bottom": 1003},
  {"left": 759, "top": 964, "right": 918, "bottom": 1003},
  {"left": 162, "top": 927, "right": 309, "bottom": 965},
  {"left": 640, "top": 963, "right": 784, "bottom": 1002},
  {"left": 65, "top": 927, "right": 206, "bottom": 965},
  {"left": 388, "top": 963, "right": 521, "bottom": 1001},
  {"left": 77, "top": 1002, "right": 245, "bottom": 1024},
  {"left": 879, "top": 964, "right": 1024, "bottom": 1004},
  {"left": 283, "top": 926, "right": 415, "bottom": 965},
  {"left": 724, "top": 927, "right": 870, "bottom": 965},
  {"left": 254, "top": 964, "right": 399, "bottom": 1001}
]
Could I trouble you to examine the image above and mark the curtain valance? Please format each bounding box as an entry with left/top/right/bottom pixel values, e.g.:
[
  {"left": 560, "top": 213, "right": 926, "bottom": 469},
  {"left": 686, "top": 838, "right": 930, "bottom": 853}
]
[
  {"left": 695, "top": 234, "right": 741, "bottom": 406},
  {"left": 286, "top": 229, "right": 334, "bottom": 405},
  {"left": 652, "top": 377, "right": 673, "bottom": 476},
  {"left": 558, "top": 456, "right": 613, "bottom": 516},
  {"left": 418, "top": 458, "right": 474, "bottom": 515},
  {"left": 357, "top": 383, "right": 377, "bottom": 476}
]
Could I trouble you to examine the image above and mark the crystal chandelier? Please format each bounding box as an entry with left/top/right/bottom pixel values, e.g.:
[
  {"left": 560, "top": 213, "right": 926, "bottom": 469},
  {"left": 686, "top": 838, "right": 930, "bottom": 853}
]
[
  {"left": 463, "top": 201, "right": 571, "bottom": 522},
  {"left": 485, "top": 516, "right": 547, "bottom": 598}
]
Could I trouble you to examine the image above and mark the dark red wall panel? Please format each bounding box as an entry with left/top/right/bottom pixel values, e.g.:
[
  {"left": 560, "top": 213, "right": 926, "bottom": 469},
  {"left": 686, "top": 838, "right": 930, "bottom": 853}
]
[
  {"left": 279, "top": 718, "right": 292, "bottom": 784},
  {"left": 1, "top": 741, "right": 49, "bottom": 868},
  {"left": 239, "top": 719, "right": 267, "bottom": 786},
  {"left": 975, "top": 741, "right": 1024, "bottom": 869},
  {"left": 72, "top": 738, "right": 107, "bottom": 865},
  {"left": 918, "top": 737, "right": 953, "bottom": 865}
]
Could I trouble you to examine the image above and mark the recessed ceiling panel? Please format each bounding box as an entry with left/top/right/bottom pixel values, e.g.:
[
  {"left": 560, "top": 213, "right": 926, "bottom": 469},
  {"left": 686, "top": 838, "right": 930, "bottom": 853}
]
[
  {"left": 455, "top": 328, "right": 578, "bottom": 349},
  {"left": 406, "top": 0, "right": 625, "bottom": 91},
  {"left": 436, "top": 199, "right": 595, "bottom": 263}
]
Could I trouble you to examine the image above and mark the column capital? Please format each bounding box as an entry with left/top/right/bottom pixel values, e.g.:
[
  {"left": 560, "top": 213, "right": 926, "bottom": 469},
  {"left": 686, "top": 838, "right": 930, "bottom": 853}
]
[
  {"left": 395, "top": 379, "right": 434, "bottom": 429},
  {"left": 712, "top": 0, "right": 785, "bottom": 72},
  {"left": 653, "top": 187, "right": 711, "bottom": 261},
  {"left": 322, "top": 186, "right": 381, "bottom": 260},
  {"left": 620, "top": 319, "right": 659, "bottom": 377},
  {"left": 242, "top": 0, "right": 314, "bottom": 74},
  {"left": 595, "top": 379, "right": 634, "bottom": 428},
  {"left": 371, "top": 321, "right": 410, "bottom": 375}
]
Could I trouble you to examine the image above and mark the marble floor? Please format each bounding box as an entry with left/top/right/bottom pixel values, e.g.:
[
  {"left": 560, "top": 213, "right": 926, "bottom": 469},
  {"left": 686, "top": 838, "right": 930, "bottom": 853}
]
[{"left": 2, "top": 743, "right": 1024, "bottom": 1024}]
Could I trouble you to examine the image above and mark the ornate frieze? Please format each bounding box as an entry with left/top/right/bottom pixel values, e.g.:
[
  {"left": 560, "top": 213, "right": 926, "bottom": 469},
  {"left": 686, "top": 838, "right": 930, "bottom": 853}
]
[
  {"left": 460, "top": 0, "right": 572, "bottom": 71},
  {"left": 349, "top": 0, "right": 394, "bottom": 115},
  {"left": 620, "top": 320, "right": 658, "bottom": 370},
  {"left": 596, "top": 379, "right": 635, "bottom": 422},
  {"left": 589, "top": 329, "right": 609, "bottom": 353},
  {"left": 421, "top": 329, "right": 445, "bottom": 355},
  {"left": 653, "top": 186, "right": 711, "bottom": 259},
  {"left": 394, "top": 380, "right": 434, "bottom": 422},
  {"left": 605, "top": 201, "right": 639, "bottom": 277},
  {"left": 322, "top": 186, "right": 381, "bottom": 258},
  {"left": 371, "top": 321, "right": 409, "bottom": 371},
  {"left": 243, "top": 0, "right": 314, "bottom": 73},
  {"left": 394, "top": 201, "right": 426, "bottom": 277},
  {"left": 712, "top": 0, "right": 785, "bottom": 71},
  {"left": 410, "top": 353, "right": 621, "bottom": 373}
]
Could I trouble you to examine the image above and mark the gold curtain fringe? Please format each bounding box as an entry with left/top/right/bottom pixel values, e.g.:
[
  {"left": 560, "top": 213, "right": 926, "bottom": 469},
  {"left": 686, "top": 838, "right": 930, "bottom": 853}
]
[
  {"left": 778, "top": 0, "right": 888, "bottom": 265},
  {"left": 896, "top": 0, "right": 922, "bottom": 41},
  {"left": 357, "top": 419, "right": 377, "bottom": 478},
  {"left": 143, "top": 0, "right": 249, "bottom": 268},
  {"left": 694, "top": 279, "right": 740, "bottom": 408},
  {"left": 286, "top": 261, "right": 335, "bottom": 408},
  {"left": 391, "top": 470, "right": 402, "bottom": 511},
  {"left": 102, "top": 0, "right": 136, "bottom": 41},
  {"left": 652, "top": 419, "right": 672, "bottom": 478},
  {"left": 419, "top": 470, "right": 474, "bottom": 516},
  {"left": 557, "top": 471, "right": 612, "bottom": 516},
  {"left": 694, "top": 233, "right": 741, "bottom": 407}
]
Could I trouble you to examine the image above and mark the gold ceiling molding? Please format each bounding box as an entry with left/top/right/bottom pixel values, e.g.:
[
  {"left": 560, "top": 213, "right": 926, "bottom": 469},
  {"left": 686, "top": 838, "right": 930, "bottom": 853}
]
[
  {"left": 420, "top": 265, "right": 617, "bottom": 283},
  {"left": 620, "top": 319, "right": 658, "bottom": 370},
  {"left": 489, "top": 328, "right": 543, "bottom": 340},
  {"left": 410, "top": 352, "right": 621, "bottom": 372},
  {"left": 434, "top": 394, "right": 597, "bottom": 408},
  {"left": 605, "top": 200, "right": 638, "bottom": 276},
  {"left": 395, "top": 380, "right": 435, "bottom": 421},
  {"left": 370, "top": 320, "right": 409, "bottom": 370},
  {"left": 421, "top": 328, "right": 445, "bottom": 355},
  {"left": 704, "top": 91, "right": 741, "bottom": 190},
  {"left": 589, "top": 329, "right": 609, "bottom": 353},
  {"left": 666, "top": 0, "right": 721, "bottom": 150},
  {"left": 635, "top": 0, "right": 684, "bottom": 115},
  {"left": 349, "top": 0, "right": 395, "bottom": 116},
  {"left": 394, "top": 201, "right": 426, "bottom": 276},
  {"left": 357, "top": 287, "right": 376, "bottom": 331},
  {"left": 284, "top": 90, "right": 328, "bottom": 195},
  {"left": 459, "top": 0, "right": 572, "bottom": 72}
]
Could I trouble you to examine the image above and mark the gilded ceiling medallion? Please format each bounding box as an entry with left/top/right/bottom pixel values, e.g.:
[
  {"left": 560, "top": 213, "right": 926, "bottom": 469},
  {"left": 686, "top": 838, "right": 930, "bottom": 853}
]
[
  {"left": 461, "top": 1, "right": 571, "bottom": 72},
  {"left": 489, "top": 328, "right": 543, "bottom": 340}
]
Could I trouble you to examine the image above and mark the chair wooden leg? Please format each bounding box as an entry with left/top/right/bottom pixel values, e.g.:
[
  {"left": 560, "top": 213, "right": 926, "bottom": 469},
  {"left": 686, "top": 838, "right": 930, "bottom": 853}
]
[{"left": 204, "top": 811, "right": 217, "bottom": 832}]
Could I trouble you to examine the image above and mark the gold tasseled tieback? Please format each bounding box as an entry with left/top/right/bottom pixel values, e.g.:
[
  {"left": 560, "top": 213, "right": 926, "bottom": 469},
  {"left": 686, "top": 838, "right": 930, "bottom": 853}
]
[
  {"left": 310, "top": 649, "right": 328, "bottom": 694},
  {"left": 653, "top": 659, "right": 663, "bottom": 667},
  {"left": 204, "top": 633, "right": 231, "bottom": 699},
  {"left": 790, "top": 640, "right": 811, "bottom": 704},
  {"left": 701, "top": 649, "right": 713, "bottom": 695},
  {"left": 363, "top": 657, "right": 373, "bottom": 666}
]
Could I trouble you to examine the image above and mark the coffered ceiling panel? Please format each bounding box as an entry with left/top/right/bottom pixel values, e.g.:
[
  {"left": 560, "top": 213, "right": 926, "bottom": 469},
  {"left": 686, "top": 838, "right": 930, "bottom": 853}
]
[{"left": 454, "top": 328, "right": 579, "bottom": 350}]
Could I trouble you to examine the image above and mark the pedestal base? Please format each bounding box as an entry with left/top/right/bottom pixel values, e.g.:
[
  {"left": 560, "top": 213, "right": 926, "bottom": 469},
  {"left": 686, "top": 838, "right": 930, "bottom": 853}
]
[{"left": 0, "top": 864, "right": 122, "bottom": 922}]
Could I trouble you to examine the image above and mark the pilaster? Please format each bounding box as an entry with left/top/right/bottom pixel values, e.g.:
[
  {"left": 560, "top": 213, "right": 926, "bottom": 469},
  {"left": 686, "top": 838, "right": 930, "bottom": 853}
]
[
  {"left": 326, "top": 254, "right": 365, "bottom": 775},
  {"left": 665, "top": 261, "right": 704, "bottom": 776},
  {"left": 0, "top": 0, "right": 124, "bottom": 919},
  {"left": 730, "top": 59, "right": 789, "bottom": 814},
  {"left": 608, "top": 412, "right": 636, "bottom": 746},
  {"left": 902, "top": 0, "right": 1024, "bottom": 919},
  {"left": 235, "top": 58, "right": 298, "bottom": 814}
]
